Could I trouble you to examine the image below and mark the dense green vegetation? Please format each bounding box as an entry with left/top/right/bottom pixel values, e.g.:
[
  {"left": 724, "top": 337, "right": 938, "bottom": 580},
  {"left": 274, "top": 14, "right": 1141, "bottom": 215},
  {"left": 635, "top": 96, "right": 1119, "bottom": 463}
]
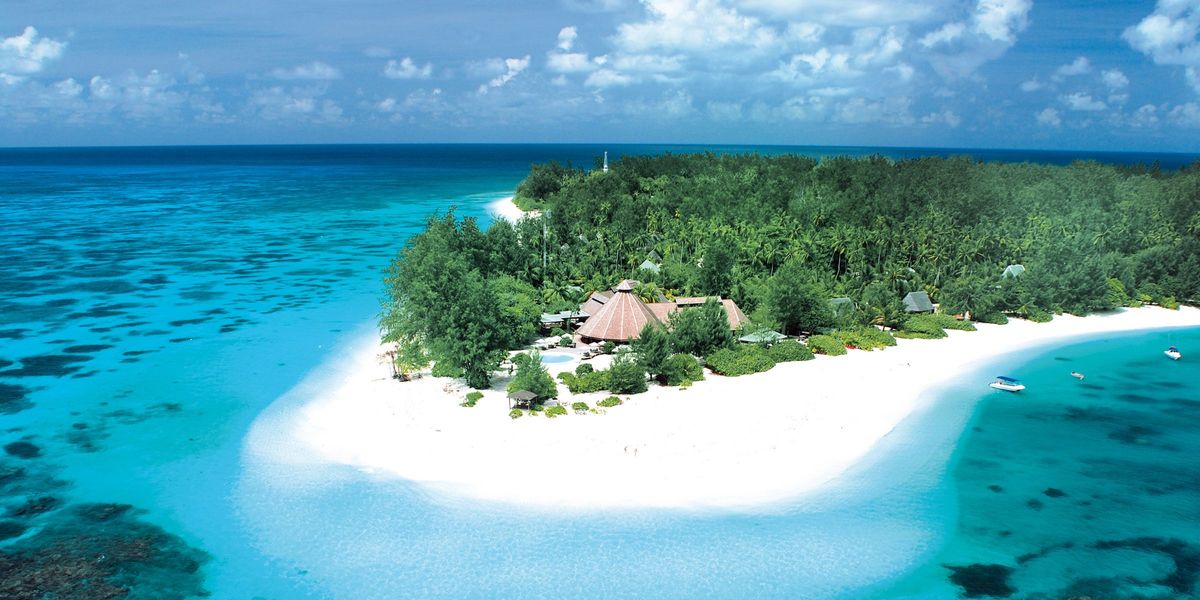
[{"left": 384, "top": 152, "right": 1200, "bottom": 387}]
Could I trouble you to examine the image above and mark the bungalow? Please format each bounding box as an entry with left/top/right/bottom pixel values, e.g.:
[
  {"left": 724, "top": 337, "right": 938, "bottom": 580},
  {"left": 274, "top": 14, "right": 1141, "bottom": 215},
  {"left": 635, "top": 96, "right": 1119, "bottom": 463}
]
[
  {"left": 903, "top": 291, "right": 934, "bottom": 313},
  {"left": 576, "top": 280, "right": 748, "bottom": 342}
]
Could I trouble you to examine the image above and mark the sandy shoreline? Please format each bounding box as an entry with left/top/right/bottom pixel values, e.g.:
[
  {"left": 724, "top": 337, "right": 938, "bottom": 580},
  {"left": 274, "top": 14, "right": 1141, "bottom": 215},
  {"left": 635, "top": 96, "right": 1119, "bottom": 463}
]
[
  {"left": 281, "top": 306, "right": 1200, "bottom": 511},
  {"left": 486, "top": 196, "right": 524, "bottom": 222}
]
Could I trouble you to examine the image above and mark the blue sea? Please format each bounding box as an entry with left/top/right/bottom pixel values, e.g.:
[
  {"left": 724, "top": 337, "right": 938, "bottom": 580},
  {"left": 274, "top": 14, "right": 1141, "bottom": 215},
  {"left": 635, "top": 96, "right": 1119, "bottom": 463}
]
[{"left": 0, "top": 144, "right": 1197, "bottom": 599}]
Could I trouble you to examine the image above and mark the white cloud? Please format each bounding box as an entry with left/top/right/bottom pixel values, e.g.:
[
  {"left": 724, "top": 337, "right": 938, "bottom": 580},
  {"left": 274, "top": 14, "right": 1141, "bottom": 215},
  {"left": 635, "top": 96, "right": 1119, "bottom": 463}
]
[
  {"left": 921, "top": 109, "right": 962, "bottom": 127},
  {"left": 383, "top": 57, "right": 433, "bottom": 80},
  {"left": 1019, "top": 78, "right": 1043, "bottom": 92},
  {"left": 0, "top": 26, "right": 66, "bottom": 77},
  {"left": 478, "top": 56, "right": 530, "bottom": 93},
  {"left": 706, "top": 100, "right": 743, "bottom": 120},
  {"left": 270, "top": 61, "right": 341, "bottom": 81},
  {"left": 742, "top": 0, "right": 951, "bottom": 27},
  {"left": 1053, "top": 56, "right": 1091, "bottom": 80},
  {"left": 1061, "top": 92, "right": 1107, "bottom": 111},
  {"left": 1131, "top": 103, "right": 1159, "bottom": 127},
  {"left": 786, "top": 22, "right": 826, "bottom": 45},
  {"left": 1036, "top": 107, "right": 1062, "bottom": 127},
  {"left": 249, "top": 85, "right": 345, "bottom": 122},
  {"left": 585, "top": 68, "right": 634, "bottom": 87},
  {"left": 922, "top": 0, "right": 1032, "bottom": 79},
  {"left": 771, "top": 26, "right": 906, "bottom": 88},
  {"left": 1124, "top": 1, "right": 1200, "bottom": 93},
  {"left": 548, "top": 52, "right": 601, "bottom": 73},
  {"left": 614, "top": 0, "right": 779, "bottom": 57},
  {"left": 1101, "top": 68, "right": 1129, "bottom": 90},
  {"left": 834, "top": 96, "right": 913, "bottom": 125},
  {"left": 558, "top": 26, "right": 579, "bottom": 51},
  {"left": 920, "top": 22, "right": 966, "bottom": 48},
  {"left": 1169, "top": 101, "right": 1200, "bottom": 125}
]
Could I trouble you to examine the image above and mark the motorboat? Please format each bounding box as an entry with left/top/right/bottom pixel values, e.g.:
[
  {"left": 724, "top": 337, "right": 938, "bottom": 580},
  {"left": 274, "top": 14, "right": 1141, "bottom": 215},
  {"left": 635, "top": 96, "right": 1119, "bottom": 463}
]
[
  {"left": 1070, "top": 371, "right": 1085, "bottom": 380},
  {"left": 990, "top": 375, "right": 1025, "bottom": 392},
  {"left": 1165, "top": 346, "right": 1182, "bottom": 360}
]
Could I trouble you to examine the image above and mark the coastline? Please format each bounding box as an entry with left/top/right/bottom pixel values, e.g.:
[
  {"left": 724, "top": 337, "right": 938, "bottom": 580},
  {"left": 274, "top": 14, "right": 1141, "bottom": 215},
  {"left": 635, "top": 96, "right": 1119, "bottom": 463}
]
[
  {"left": 486, "top": 196, "right": 525, "bottom": 222},
  {"left": 278, "top": 306, "right": 1200, "bottom": 512}
]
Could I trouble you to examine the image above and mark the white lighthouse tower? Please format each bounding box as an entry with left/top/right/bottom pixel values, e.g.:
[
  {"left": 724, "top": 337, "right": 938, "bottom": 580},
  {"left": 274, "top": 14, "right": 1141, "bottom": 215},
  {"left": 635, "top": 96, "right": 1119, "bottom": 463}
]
[{"left": 603, "top": 151, "right": 609, "bottom": 173}]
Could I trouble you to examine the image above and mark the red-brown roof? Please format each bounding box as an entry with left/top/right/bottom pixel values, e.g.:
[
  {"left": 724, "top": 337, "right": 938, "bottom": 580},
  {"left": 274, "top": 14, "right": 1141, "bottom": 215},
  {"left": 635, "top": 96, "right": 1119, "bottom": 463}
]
[{"left": 576, "top": 287, "right": 659, "bottom": 342}]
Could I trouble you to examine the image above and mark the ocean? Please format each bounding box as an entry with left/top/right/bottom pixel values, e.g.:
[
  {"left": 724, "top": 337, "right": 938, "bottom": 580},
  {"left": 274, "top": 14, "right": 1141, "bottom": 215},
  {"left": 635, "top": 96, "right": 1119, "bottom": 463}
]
[{"left": 0, "top": 144, "right": 1197, "bottom": 598}]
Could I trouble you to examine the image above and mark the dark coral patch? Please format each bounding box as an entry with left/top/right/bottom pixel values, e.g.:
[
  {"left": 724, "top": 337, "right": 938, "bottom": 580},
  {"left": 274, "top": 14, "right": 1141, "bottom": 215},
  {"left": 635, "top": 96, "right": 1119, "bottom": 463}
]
[
  {"left": 74, "top": 503, "right": 132, "bottom": 522},
  {"left": 1026, "top": 498, "right": 1044, "bottom": 511},
  {"left": 3, "top": 442, "right": 41, "bottom": 459},
  {"left": 0, "top": 520, "right": 28, "bottom": 541},
  {"left": 988, "top": 484, "right": 1004, "bottom": 493},
  {"left": 945, "top": 563, "right": 1016, "bottom": 598},
  {"left": 1043, "top": 488, "right": 1067, "bottom": 498},
  {"left": 63, "top": 344, "right": 113, "bottom": 354},
  {"left": 6, "top": 495, "right": 62, "bottom": 518},
  {"left": 1, "top": 354, "right": 94, "bottom": 377},
  {"left": 0, "top": 383, "right": 34, "bottom": 415}
]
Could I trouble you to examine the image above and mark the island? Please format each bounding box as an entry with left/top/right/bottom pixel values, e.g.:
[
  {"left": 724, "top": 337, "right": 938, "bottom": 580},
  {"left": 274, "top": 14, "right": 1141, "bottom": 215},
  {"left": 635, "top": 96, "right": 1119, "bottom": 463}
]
[{"left": 289, "top": 152, "right": 1200, "bottom": 510}]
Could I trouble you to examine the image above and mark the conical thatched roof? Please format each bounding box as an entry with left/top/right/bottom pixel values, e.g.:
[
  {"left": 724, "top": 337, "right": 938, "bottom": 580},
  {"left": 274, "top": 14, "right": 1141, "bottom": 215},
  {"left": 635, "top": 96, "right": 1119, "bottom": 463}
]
[{"left": 577, "top": 280, "right": 658, "bottom": 342}]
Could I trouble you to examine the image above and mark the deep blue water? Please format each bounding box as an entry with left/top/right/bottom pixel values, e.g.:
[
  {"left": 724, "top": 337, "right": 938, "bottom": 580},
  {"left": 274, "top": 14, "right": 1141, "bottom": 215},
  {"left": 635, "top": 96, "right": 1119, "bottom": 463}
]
[{"left": 0, "top": 144, "right": 1197, "bottom": 598}]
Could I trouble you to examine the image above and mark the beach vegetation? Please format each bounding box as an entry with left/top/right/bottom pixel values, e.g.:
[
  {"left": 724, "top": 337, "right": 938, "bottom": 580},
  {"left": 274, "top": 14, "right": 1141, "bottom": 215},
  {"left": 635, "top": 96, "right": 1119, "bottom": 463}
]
[
  {"left": 544, "top": 405, "right": 568, "bottom": 418},
  {"left": 391, "top": 336, "right": 430, "bottom": 380},
  {"left": 832, "top": 327, "right": 897, "bottom": 351},
  {"left": 574, "top": 363, "right": 594, "bottom": 375},
  {"left": 509, "top": 409, "right": 523, "bottom": 419},
  {"left": 806, "top": 334, "right": 849, "bottom": 355},
  {"left": 559, "top": 335, "right": 574, "bottom": 347},
  {"left": 894, "top": 316, "right": 948, "bottom": 339},
  {"left": 705, "top": 346, "right": 776, "bottom": 376},
  {"left": 598, "top": 396, "right": 622, "bottom": 408},
  {"left": 571, "top": 401, "right": 589, "bottom": 413},
  {"left": 661, "top": 353, "right": 705, "bottom": 386},
  {"left": 767, "top": 340, "right": 815, "bottom": 362},
  {"left": 431, "top": 361, "right": 465, "bottom": 378},
  {"left": 462, "top": 391, "right": 484, "bottom": 407},
  {"left": 607, "top": 352, "right": 649, "bottom": 394},
  {"left": 669, "top": 298, "right": 734, "bottom": 356},
  {"left": 632, "top": 322, "right": 673, "bottom": 382},
  {"left": 559, "top": 369, "right": 611, "bottom": 394},
  {"left": 387, "top": 153, "right": 1200, "bottom": 390},
  {"left": 507, "top": 351, "right": 558, "bottom": 400},
  {"left": 602, "top": 341, "right": 615, "bottom": 354}
]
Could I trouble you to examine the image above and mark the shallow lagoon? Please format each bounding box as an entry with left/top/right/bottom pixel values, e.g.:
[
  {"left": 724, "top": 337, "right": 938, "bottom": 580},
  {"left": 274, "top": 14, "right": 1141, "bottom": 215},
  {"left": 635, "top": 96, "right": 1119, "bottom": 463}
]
[{"left": 1, "top": 144, "right": 1197, "bottom": 598}]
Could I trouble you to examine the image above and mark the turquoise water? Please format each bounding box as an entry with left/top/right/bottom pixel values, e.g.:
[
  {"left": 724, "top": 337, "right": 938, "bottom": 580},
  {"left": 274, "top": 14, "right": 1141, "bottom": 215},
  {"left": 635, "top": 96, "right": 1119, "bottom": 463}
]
[{"left": 0, "top": 144, "right": 1197, "bottom": 598}]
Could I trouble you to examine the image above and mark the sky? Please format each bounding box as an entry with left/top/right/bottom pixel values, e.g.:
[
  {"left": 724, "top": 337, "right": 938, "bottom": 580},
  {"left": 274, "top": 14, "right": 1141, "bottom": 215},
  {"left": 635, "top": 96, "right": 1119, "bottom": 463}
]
[{"left": 2, "top": 0, "right": 1200, "bottom": 151}]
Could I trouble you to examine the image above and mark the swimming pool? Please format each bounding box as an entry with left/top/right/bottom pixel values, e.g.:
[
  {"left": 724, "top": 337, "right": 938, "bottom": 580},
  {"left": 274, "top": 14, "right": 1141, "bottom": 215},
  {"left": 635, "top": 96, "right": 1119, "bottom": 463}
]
[{"left": 541, "top": 353, "right": 574, "bottom": 364}]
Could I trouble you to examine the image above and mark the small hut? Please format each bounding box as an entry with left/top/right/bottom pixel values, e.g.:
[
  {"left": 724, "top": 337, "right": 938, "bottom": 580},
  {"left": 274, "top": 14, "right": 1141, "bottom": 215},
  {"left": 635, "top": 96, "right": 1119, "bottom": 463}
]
[
  {"left": 829, "top": 297, "right": 854, "bottom": 319},
  {"left": 738, "top": 330, "right": 786, "bottom": 345},
  {"left": 903, "top": 291, "right": 934, "bottom": 313},
  {"left": 1002, "top": 264, "right": 1026, "bottom": 279},
  {"left": 638, "top": 259, "right": 661, "bottom": 273},
  {"left": 508, "top": 389, "right": 537, "bottom": 409}
]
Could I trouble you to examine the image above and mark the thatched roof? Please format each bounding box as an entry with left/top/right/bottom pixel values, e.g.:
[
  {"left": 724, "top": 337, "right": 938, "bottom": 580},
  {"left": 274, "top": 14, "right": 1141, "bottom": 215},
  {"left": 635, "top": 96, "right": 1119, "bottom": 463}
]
[
  {"left": 580, "top": 290, "right": 613, "bottom": 316},
  {"left": 576, "top": 282, "right": 659, "bottom": 342},
  {"left": 508, "top": 390, "right": 537, "bottom": 401},
  {"left": 903, "top": 291, "right": 934, "bottom": 313}
]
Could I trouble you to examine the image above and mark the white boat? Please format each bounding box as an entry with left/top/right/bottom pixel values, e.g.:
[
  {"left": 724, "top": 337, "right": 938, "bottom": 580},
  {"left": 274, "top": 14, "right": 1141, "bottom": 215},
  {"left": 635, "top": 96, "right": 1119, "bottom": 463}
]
[
  {"left": 990, "top": 375, "right": 1025, "bottom": 392},
  {"left": 1165, "top": 346, "right": 1182, "bottom": 360}
]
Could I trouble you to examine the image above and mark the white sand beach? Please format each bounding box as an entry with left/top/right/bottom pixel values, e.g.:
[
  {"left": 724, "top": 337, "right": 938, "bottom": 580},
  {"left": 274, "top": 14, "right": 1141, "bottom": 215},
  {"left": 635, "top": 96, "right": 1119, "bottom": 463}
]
[
  {"left": 282, "top": 306, "right": 1200, "bottom": 511},
  {"left": 486, "top": 196, "right": 525, "bottom": 222}
]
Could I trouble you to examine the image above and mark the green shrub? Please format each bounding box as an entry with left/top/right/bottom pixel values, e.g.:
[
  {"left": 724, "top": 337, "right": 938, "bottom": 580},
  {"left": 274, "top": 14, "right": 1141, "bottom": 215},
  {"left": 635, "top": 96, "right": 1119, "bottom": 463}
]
[
  {"left": 706, "top": 346, "right": 776, "bottom": 376},
  {"left": 575, "top": 363, "right": 594, "bottom": 375},
  {"left": 807, "top": 334, "right": 849, "bottom": 355},
  {"left": 431, "top": 361, "right": 464, "bottom": 378},
  {"left": 832, "top": 327, "right": 897, "bottom": 351},
  {"left": 509, "top": 409, "right": 523, "bottom": 419},
  {"left": 571, "top": 401, "right": 589, "bottom": 413},
  {"left": 928, "top": 313, "right": 976, "bottom": 331},
  {"left": 768, "top": 340, "right": 815, "bottom": 362},
  {"left": 598, "top": 396, "right": 622, "bottom": 408},
  {"left": 1162, "top": 296, "right": 1179, "bottom": 310},
  {"left": 559, "top": 335, "right": 574, "bottom": 347},
  {"left": 894, "top": 315, "right": 948, "bottom": 339},
  {"left": 1025, "top": 309, "right": 1053, "bottom": 323},
  {"left": 461, "top": 391, "right": 483, "bottom": 407},
  {"left": 601, "top": 341, "right": 615, "bottom": 354},
  {"left": 608, "top": 353, "right": 648, "bottom": 394},
  {"left": 549, "top": 327, "right": 566, "bottom": 337},
  {"left": 975, "top": 312, "right": 1009, "bottom": 325},
  {"left": 544, "top": 405, "right": 568, "bottom": 418},
  {"left": 661, "top": 353, "right": 705, "bottom": 386},
  {"left": 557, "top": 371, "right": 572, "bottom": 382},
  {"left": 506, "top": 351, "right": 558, "bottom": 400},
  {"left": 560, "top": 369, "right": 611, "bottom": 394}
]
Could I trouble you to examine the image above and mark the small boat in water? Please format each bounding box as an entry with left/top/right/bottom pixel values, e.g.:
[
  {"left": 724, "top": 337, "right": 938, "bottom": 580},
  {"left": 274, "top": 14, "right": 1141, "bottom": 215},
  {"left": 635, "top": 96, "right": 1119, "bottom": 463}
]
[
  {"left": 1165, "top": 346, "right": 1182, "bottom": 360},
  {"left": 1070, "top": 371, "right": 1085, "bottom": 380},
  {"left": 990, "top": 375, "right": 1025, "bottom": 392}
]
